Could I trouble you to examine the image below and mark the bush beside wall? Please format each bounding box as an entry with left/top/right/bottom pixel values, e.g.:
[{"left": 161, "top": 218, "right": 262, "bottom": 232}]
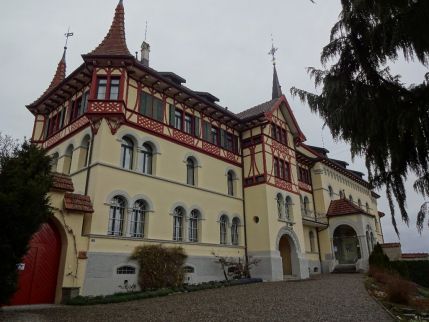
[
  {"left": 391, "top": 260, "right": 429, "bottom": 288},
  {"left": 130, "top": 245, "right": 187, "bottom": 290}
]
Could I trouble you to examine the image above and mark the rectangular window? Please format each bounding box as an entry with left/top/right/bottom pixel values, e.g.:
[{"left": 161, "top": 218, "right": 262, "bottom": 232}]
[
  {"left": 226, "top": 133, "right": 233, "bottom": 151},
  {"left": 76, "top": 97, "right": 83, "bottom": 118},
  {"left": 174, "top": 110, "right": 183, "bottom": 130},
  {"left": 274, "top": 157, "right": 279, "bottom": 177},
  {"left": 140, "top": 92, "right": 163, "bottom": 121},
  {"left": 279, "top": 160, "right": 285, "bottom": 179},
  {"left": 184, "top": 114, "right": 193, "bottom": 134},
  {"left": 202, "top": 120, "right": 211, "bottom": 141},
  {"left": 96, "top": 78, "right": 107, "bottom": 99},
  {"left": 282, "top": 129, "right": 287, "bottom": 145},
  {"left": 272, "top": 124, "right": 277, "bottom": 140},
  {"left": 211, "top": 126, "right": 219, "bottom": 145},
  {"left": 81, "top": 90, "right": 89, "bottom": 113},
  {"left": 109, "top": 78, "right": 120, "bottom": 100},
  {"left": 284, "top": 162, "right": 290, "bottom": 181}
]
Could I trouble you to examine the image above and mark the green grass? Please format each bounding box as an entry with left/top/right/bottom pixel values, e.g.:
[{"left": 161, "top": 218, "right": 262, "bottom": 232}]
[{"left": 65, "top": 278, "right": 262, "bottom": 306}]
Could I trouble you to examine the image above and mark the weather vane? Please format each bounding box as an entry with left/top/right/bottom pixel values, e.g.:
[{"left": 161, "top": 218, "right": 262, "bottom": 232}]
[
  {"left": 144, "top": 21, "right": 148, "bottom": 42},
  {"left": 268, "top": 35, "right": 278, "bottom": 65},
  {"left": 64, "top": 27, "right": 74, "bottom": 50}
]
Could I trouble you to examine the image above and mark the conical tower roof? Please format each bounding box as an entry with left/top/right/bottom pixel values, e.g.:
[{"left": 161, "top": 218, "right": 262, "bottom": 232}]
[
  {"left": 41, "top": 49, "right": 66, "bottom": 97},
  {"left": 272, "top": 64, "right": 282, "bottom": 99},
  {"left": 87, "top": 0, "right": 132, "bottom": 56}
]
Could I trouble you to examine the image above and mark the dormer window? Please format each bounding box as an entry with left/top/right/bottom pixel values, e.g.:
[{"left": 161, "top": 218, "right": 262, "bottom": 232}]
[
  {"left": 96, "top": 78, "right": 107, "bottom": 99},
  {"left": 96, "top": 76, "right": 121, "bottom": 100}
]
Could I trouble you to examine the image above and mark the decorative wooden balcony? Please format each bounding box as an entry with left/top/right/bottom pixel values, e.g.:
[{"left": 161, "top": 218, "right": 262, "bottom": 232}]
[{"left": 87, "top": 99, "right": 125, "bottom": 116}]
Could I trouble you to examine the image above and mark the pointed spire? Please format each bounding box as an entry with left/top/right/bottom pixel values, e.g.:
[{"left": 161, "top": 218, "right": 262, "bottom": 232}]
[
  {"left": 88, "top": 0, "right": 132, "bottom": 56},
  {"left": 272, "top": 64, "right": 282, "bottom": 99},
  {"left": 43, "top": 48, "right": 66, "bottom": 95}
]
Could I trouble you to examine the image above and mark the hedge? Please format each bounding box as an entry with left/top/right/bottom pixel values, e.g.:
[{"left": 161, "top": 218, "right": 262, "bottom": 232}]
[{"left": 391, "top": 260, "right": 429, "bottom": 288}]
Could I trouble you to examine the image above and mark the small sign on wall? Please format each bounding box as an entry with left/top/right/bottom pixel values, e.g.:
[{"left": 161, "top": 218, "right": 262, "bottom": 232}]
[{"left": 16, "top": 263, "right": 25, "bottom": 271}]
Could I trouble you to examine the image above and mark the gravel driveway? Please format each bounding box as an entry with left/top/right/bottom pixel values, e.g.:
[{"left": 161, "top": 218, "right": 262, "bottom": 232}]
[{"left": 1, "top": 274, "right": 392, "bottom": 322}]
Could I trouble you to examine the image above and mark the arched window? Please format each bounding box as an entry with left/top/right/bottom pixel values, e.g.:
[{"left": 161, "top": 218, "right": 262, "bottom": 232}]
[
  {"left": 116, "top": 265, "right": 136, "bottom": 275},
  {"left": 186, "top": 157, "right": 195, "bottom": 185},
  {"left": 309, "top": 230, "right": 315, "bottom": 252},
  {"left": 358, "top": 199, "right": 362, "bottom": 209},
  {"left": 130, "top": 200, "right": 146, "bottom": 238},
  {"left": 328, "top": 185, "right": 334, "bottom": 198},
  {"left": 50, "top": 152, "right": 59, "bottom": 172},
  {"left": 370, "top": 232, "right": 375, "bottom": 251},
  {"left": 349, "top": 195, "right": 353, "bottom": 203},
  {"left": 173, "top": 207, "right": 184, "bottom": 241},
  {"left": 366, "top": 231, "right": 371, "bottom": 255},
  {"left": 285, "top": 196, "right": 293, "bottom": 221},
  {"left": 227, "top": 170, "right": 235, "bottom": 196},
  {"left": 219, "top": 215, "right": 228, "bottom": 245},
  {"left": 365, "top": 202, "right": 370, "bottom": 213},
  {"left": 141, "top": 143, "right": 153, "bottom": 174},
  {"left": 79, "top": 136, "right": 91, "bottom": 169},
  {"left": 108, "top": 196, "right": 126, "bottom": 236},
  {"left": 121, "top": 137, "right": 134, "bottom": 170},
  {"left": 231, "top": 217, "right": 240, "bottom": 245},
  {"left": 188, "top": 209, "right": 200, "bottom": 242},
  {"left": 303, "top": 196, "right": 310, "bottom": 215},
  {"left": 276, "top": 193, "right": 284, "bottom": 218},
  {"left": 64, "top": 145, "right": 74, "bottom": 174}
]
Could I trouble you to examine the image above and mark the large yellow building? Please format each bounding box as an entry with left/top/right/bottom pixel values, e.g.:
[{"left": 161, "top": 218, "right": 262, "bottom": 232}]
[{"left": 18, "top": 0, "right": 384, "bottom": 304}]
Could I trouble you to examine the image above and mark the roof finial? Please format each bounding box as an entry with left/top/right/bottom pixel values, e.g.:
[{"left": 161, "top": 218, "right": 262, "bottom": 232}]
[
  {"left": 144, "top": 20, "right": 148, "bottom": 41},
  {"left": 268, "top": 34, "right": 278, "bottom": 66},
  {"left": 63, "top": 27, "right": 74, "bottom": 56}
]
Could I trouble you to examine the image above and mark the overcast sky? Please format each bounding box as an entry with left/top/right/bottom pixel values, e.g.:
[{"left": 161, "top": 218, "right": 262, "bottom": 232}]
[{"left": 1, "top": 0, "right": 427, "bottom": 252}]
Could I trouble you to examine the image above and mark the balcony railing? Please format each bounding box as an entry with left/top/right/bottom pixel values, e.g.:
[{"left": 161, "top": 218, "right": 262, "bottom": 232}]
[{"left": 301, "top": 209, "right": 328, "bottom": 225}]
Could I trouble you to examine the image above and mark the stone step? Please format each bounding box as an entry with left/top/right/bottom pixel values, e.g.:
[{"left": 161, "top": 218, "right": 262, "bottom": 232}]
[{"left": 332, "top": 264, "right": 357, "bottom": 274}]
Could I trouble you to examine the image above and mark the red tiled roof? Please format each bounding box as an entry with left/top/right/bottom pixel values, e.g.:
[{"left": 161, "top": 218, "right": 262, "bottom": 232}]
[
  {"left": 236, "top": 98, "right": 278, "bottom": 120},
  {"left": 30, "top": 52, "right": 66, "bottom": 107},
  {"left": 327, "top": 198, "right": 371, "bottom": 217},
  {"left": 64, "top": 193, "right": 94, "bottom": 213},
  {"left": 381, "top": 243, "right": 401, "bottom": 248},
  {"left": 51, "top": 172, "right": 74, "bottom": 192},
  {"left": 401, "top": 253, "right": 429, "bottom": 259},
  {"left": 87, "top": 0, "right": 131, "bottom": 56}
]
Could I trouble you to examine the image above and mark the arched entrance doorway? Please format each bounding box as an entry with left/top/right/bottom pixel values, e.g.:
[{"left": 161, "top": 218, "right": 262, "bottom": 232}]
[
  {"left": 333, "top": 225, "right": 361, "bottom": 264},
  {"left": 279, "top": 235, "right": 293, "bottom": 275},
  {"left": 10, "top": 220, "right": 61, "bottom": 305}
]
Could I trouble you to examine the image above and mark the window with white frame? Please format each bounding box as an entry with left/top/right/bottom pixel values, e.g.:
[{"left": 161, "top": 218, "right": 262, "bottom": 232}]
[
  {"left": 130, "top": 200, "right": 146, "bottom": 238},
  {"left": 141, "top": 143, "right": 153, "bottom": 174},
  {"left": 303, "top": 196, "right": 310, "bottom": 215},
  {"left": 231, "top": 217, "right": 240, "bottom": 245},
  {"left": 328, "top": 185, "right": 334, "bottom": 198},
  {"left": 173, "top": 207, "right": 184, "bottom": 241},
  {"left": 227, "top": 170, "right": 235, "bottom": 196},
  {"left": 276, "top": 193, "right": 284, "bottom": 218},
  {"left": 116, "top": 265, "right": 136, "bottom": 274},
  {"left": 220, "top": 215, "right": 228, "bottom": 245},
  {"left": 309, "top": 230, "right": 315, "bottom": 252},
  {"left": 186, "top": 157, "right": 195, "bottom": 185},
  {"left": 188, "top": 209, "right": 200, "bottom": 242},
  {"left": 108, "top": 196, "right": 126, "bottom": 236},
  {"left": 121, "top": 137, "right": 134, "bottom": 170},
  {"left": 285, "top": 196, "right": 293, "bottom": 221}
]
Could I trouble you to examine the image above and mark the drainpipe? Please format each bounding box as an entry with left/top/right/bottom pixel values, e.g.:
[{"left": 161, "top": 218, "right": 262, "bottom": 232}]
[
  {"left": 84, "top": 134, "right": 95, "bottom": 196},
  {"left": 239, "top": 132, "right": 250, "bottom": 276},
  {"left": 310, "top": 165, "right": 324, "bottom": 273}
]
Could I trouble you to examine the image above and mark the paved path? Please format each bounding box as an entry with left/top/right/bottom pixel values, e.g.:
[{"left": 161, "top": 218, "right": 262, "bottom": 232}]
[{"left": 0, "top": 274, "right": 392, "bottom": 322}]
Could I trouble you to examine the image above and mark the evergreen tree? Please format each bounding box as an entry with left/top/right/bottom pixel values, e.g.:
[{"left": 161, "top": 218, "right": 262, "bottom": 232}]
[
  {"left": 0, "top": 137, "right": 52, "bottom": 303},
  {"left": 291, "top": 0, "right": 429, "bottom": 234}
]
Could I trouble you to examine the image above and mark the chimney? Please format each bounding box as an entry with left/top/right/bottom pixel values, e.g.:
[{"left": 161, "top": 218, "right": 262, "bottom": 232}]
[{"left": 141, "top": 41, "right": 150, "bottom": 67}]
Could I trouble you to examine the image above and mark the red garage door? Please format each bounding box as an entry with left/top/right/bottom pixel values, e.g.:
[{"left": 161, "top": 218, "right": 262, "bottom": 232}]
[{"left": 10, "top": 221, "right": 61, "bottom": 305}]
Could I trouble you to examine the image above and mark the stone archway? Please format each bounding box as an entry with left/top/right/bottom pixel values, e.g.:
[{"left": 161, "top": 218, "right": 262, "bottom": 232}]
[
  {"left": 276, "top": 227, "right": 306, "bottom": 278},
  {"left": 333, "top": 225, "right": 361, "bottom": 264}
]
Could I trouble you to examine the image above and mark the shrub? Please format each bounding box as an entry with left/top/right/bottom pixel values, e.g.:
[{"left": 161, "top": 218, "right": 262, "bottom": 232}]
[
  {"left": 130, "top": 245, "right": 187, "bottom": 290},
  {"left": 385, "top": 275, "right": 417, "bottom": 305},
  {"left": 392, "top": 260, "right": 429, "bottom": 288},
  {"left": 369, "top": 243, "right": 390, "bottom": 270}
]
